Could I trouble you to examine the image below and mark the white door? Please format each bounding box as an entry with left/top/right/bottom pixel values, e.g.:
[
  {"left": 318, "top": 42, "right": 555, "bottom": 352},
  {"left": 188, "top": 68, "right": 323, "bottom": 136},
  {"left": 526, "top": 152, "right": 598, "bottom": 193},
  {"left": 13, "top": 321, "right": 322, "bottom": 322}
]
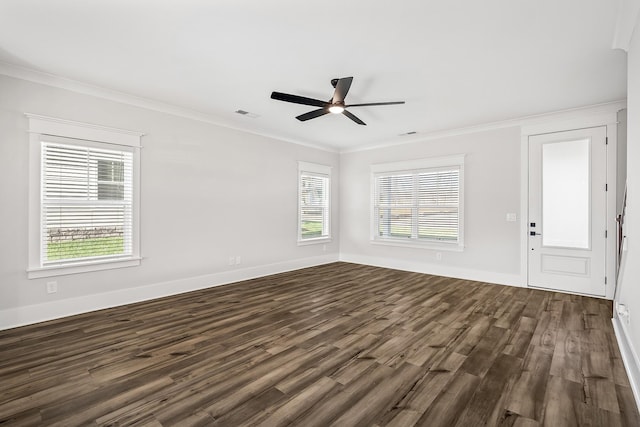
[{"left": 528, "top": 127, "right": 607, "bottom": 296}]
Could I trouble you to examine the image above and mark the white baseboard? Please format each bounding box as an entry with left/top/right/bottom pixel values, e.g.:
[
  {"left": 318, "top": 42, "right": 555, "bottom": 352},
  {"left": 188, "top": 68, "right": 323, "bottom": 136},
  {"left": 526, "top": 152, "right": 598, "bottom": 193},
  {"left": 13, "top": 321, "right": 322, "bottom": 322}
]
[
  {"left": 0, "top": 254, "right": 339, "bottom": 331},
  {"left": 612, "top": 316, "right": 640, "bottom": 412},
  {"left": 339, "top": 253, "right": 523, "bottom": 287}
]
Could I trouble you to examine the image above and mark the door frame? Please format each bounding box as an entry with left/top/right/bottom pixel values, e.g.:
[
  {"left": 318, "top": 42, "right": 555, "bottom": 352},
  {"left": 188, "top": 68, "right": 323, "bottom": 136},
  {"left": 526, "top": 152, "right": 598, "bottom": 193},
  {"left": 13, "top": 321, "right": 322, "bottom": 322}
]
[{"left": 520, "top": 105, "right": 620, "bottom": 299}]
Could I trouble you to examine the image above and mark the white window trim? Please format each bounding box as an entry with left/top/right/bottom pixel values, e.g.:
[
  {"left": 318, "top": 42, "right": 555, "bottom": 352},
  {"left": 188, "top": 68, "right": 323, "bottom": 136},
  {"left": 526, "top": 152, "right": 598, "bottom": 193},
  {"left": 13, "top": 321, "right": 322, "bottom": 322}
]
[
  {"left": 298, "top": 161, "right": 332, "bottom": 245},
  {"left": 370, "top": 154, "right": 465, "bottom": 251},
  {"left": 26, "top": 114, "right": 144, "bottom": 278}
]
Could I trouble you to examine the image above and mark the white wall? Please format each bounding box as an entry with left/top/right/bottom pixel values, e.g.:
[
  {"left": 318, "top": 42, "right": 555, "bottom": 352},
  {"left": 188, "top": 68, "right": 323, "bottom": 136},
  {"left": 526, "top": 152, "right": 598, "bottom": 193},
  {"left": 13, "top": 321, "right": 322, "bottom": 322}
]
[
  {"left": 0, "top": 68, "right": 627, "bottom": 336},
  {"left": 339, "top": 126, "right": 522, "bottom": 285},
  {"left": 614, "top": 13, "right": 640, "bottom": 407},
  {"left": 0, "top": 75, "right": 340, "bottom": 329}
]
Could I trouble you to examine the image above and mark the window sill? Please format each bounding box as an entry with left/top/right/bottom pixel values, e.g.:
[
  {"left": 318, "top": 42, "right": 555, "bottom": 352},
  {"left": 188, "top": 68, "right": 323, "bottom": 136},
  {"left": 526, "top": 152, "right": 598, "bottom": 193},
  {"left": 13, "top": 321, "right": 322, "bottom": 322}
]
[
  {"left": 27, "top": 257, "right": 141, "bottom": 279},
  {"left": 370, "top": 238, "right": 464, "bottom": 252},
  {"left": 297, "top": 237, "right": 332, "bottom": 246}
]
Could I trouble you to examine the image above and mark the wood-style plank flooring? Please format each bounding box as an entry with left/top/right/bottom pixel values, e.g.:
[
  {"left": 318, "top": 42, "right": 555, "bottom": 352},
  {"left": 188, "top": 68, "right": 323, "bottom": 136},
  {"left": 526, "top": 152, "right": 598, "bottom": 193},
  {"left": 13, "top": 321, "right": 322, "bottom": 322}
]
[{"left": 0, "top": 262, "right": 638, "bottom": 426}]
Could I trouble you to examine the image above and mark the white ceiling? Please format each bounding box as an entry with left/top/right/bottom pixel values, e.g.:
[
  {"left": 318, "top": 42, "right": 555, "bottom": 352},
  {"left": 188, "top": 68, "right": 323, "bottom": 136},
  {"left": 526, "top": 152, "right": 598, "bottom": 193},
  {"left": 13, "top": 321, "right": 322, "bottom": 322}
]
[{"left": 0, "top": 0, "right": 628, "bottom": 151}]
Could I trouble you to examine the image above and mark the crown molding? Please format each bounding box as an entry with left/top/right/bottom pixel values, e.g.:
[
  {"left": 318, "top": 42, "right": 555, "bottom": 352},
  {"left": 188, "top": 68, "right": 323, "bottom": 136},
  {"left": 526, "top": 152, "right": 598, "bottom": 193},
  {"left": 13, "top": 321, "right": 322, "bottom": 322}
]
[
  {"left": 341, "top": 100, "right": 627, "bottom": 154},
  {"left": 0, "top": 61, "right": 338, "bottom": 153},
  {"left": 612, "top": 0, "right": 640, "bottom": 52},
  {"left": 0, "top": 60, "right": 625, "bottom": 156}
]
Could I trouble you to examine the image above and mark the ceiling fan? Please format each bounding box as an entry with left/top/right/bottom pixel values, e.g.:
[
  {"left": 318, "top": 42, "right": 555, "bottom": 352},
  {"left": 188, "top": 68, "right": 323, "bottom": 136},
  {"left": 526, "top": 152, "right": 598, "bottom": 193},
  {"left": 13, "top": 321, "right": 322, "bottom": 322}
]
[{"left": 270, "top": 77, "right": 404, "bottom": 126}]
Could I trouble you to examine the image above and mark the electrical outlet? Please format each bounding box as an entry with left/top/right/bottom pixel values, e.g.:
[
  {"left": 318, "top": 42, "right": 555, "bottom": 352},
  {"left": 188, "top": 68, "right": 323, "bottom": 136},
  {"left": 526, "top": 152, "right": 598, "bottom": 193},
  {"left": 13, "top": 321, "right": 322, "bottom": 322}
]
[
  {"left": 506, "top": 213, "right": 517, "bottom": 222},
  {"left": 46, "top": 281, "right": 57, "bottom": 294},
  {"left": 436, "top": 252, "right": 442, "bottom": 261},
  {"left": 228, "top": 256, "right": 235, "bottom": 266},
  {"left": 617, "top": 303, "right": 631, "bottom": 325},
  {"left": 235, "top": 256, "right": 241, "bottom": 265}
]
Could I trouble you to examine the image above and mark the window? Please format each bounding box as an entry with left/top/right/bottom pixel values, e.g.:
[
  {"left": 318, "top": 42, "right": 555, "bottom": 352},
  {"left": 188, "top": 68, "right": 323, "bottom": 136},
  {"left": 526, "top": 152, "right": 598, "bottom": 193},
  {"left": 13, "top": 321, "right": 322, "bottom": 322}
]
[
  {"left": 27, "top": 114, "right": 142, "bottom": 278},
  {"left": 41, "top": 139, "right": 133, "bottom": 263},
  {"left": 372, "top": 155, "right": 464, "bottom": 250},
  {"left": 298, "top": 161, "right": 331, "bottom": 244}
]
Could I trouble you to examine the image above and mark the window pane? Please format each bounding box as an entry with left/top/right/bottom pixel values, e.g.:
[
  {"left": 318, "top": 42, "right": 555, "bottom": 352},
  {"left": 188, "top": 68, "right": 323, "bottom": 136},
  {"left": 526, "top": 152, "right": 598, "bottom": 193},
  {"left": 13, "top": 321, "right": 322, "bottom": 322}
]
[
  {"left": 378, "top": 207, "right": 412, "bottom": 238},
  {"left": 43, "top": 143, "right": 131, "bottom": 201},
  {"left": 301, "top": 175, "right": 326, "bottom": 207},
  {"left": 417, "top": 169, "right": 459, "bottom": 241},
  {"left": 301, "top": 207, "right": 325, "bottom": 238},
  {"left": 299, "top": 169, "right": 329, "bottom": 241},
  {"left": 418, "top": 208, "right": 458, "bottom": 240},
  {"left": 43, "top": 205, "right": 130, "bottom": 262},
  {"left": 542, "top": 139, "right": 590, "bottom": 249}
]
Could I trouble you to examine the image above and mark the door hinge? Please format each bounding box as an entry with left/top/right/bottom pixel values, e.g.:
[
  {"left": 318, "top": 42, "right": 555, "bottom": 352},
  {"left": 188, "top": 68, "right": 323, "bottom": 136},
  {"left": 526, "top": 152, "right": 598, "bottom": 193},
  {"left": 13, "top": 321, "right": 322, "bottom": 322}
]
[
  {"left": 605, "top": 276, "right": 608, "bottom": 285},
  {"left": 605, "top": 183, "right": 608, "bottom": 191},
  {"left": 605, "top": 230, "right": 608, "bottom": 238},
  {"left": 606, "top": 137, "right": 609, "bottom": 145}
]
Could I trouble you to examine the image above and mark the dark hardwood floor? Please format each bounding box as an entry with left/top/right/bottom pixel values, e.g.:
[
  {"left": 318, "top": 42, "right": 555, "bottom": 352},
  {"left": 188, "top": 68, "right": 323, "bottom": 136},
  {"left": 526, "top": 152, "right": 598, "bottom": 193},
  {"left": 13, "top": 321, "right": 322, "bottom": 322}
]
[{"left": 0, "top": 262, "right": 638, "bottom": 426}]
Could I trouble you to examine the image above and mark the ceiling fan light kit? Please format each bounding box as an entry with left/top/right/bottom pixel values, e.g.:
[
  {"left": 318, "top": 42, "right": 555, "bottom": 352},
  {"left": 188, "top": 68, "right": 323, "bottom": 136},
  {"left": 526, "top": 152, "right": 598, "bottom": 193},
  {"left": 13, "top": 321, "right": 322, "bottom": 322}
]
[{"left": 270, "top": 76, "right": 404, "bottom": 126}]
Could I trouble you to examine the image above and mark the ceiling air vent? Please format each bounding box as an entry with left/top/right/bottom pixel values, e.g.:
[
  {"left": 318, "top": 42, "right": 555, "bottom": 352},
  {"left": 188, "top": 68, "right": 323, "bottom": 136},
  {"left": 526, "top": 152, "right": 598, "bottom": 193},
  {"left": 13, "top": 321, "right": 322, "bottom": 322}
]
[{"left": 235, "top": 110, "right": 260, "bottom": 118}]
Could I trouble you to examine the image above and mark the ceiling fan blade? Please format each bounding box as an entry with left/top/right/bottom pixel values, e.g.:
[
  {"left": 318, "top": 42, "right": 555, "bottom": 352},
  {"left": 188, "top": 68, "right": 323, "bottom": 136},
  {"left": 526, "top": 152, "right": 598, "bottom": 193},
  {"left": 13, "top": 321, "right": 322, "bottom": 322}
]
[
  {"left": 346, "top": 101, "right": 406, "bottom": 107},
  {"left": 296, "top": 108, "right": 329, "bottom": 121},
  {"left": 343, "top": 110, "right": 366, "bottom": 125},
  {"left": 271, "top": 92, "right": 327, "bottom": 108},
  {"left": 332, "top": 77, "right": 353, "bottom": 104}
]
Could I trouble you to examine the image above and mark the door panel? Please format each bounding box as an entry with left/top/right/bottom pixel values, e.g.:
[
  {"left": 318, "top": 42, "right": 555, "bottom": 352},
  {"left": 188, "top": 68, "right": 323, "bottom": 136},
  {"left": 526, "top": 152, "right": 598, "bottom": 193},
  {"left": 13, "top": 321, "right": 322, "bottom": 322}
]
[
  {"left": 541, "top": 254, "right": 589, "bottom": 276},
  {"left": 528, "top": 127, "right": 607, "bottom": 296}
]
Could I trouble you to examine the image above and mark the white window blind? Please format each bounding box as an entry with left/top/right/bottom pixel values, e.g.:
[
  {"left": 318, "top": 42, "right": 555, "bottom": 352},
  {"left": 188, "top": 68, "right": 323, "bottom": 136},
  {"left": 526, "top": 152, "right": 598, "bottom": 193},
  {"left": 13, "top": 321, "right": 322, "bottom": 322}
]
[
  {"left": 373, "top": 157, "right": 463, "bottom": 248},
  {"left": 41, "top": 140, "right": 134, "bottom": 265},
  {"left": 298, "top": 162, "right": 331, "bottom": 242},
  {"left": 417, "top": 169, "right": 460, "bottom": 240}
]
